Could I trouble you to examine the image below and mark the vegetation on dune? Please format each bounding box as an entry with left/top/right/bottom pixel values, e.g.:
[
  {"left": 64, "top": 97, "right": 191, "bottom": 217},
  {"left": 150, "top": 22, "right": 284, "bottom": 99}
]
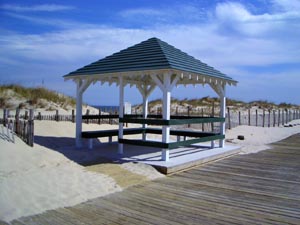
[
  {"left": 0, "top": 84, "right": 76, "bottom": 110},
  {"left": 136, "top": 96, "right": 299, "bottom": 111}
]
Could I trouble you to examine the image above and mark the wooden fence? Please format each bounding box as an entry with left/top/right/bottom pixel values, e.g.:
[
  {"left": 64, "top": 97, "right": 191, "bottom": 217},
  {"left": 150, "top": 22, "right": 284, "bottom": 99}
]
[
  {"left": 1, "top": 107, "right": 299, "bottom": 147},
  {"left": 225, "top": 108, "right": 300, "bottom": 129},
  {"left": 1, "top": 108, "right": 34, "bottom": 146}
]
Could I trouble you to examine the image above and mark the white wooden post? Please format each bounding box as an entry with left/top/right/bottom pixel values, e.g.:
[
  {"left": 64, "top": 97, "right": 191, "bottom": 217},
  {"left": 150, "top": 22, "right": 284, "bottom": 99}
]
[
  {"left": 209, "top": 83, "right": 226, "bottom": 148},
  {"left": 137, "top": 84, "right": 156, "bottom": 141},
  {"left": 118, "top": 76, "right": 124, "bottom": 154},
  {"left": 151, "top": 74, "right": 179, "bottom": 161},
  {"left": 220, "top": 91, "right": 226, "bottom": 147},
  {"left": 76, "top": 80, "right": 83, "bottom": 148},
  {"left": 75, "top": 79, "right": 92, "bottom": 148},
  {"left": 162, "top": 74, "right": 171, "bottom": 161},
  {"left": 142, "top": 95, "right": 148, "bottom": 141}
]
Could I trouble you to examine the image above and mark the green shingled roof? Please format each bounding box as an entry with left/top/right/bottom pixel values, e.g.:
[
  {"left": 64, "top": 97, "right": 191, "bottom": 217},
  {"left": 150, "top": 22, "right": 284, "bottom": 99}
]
[{"left": 64, "top": 37, "right": 236, "bottom": 83}]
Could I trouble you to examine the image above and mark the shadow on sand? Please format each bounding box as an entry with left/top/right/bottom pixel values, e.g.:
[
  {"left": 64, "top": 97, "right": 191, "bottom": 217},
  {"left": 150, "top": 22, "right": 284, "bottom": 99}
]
[{"left": 34, "top": 135, "right": 210, "bottom": 166}]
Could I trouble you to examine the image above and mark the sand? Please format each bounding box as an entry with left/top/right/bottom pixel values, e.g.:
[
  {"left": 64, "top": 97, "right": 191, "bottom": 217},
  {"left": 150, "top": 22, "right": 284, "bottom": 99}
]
[
  {"left": 0, "top": 121, "right": 164, "bottom": 222},
  {"left": 226, "top": 119, "right": 300, "bottom": 154},
  {"left": 0, "top": 119, "right": 300, "bottom": 222}
]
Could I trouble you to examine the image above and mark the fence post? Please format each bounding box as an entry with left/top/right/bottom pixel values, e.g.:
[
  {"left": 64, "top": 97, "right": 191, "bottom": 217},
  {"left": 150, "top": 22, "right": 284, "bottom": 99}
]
[
  {"left": 248, "top": 109, "right": 251, "bottom": 126},
  {"left": 201, "top": 108, "right": 204, "bottom": 131},
  {"left": 268, "top": 109, "right": 271, "bottom": 127},
  {"left": 211, "top": 103, "right": 214, "bottom": 131},
  {"left": 28, "top": 109, "right": 34, "bottom": 147},
  {"left": 38, "top": 112, "right": 42, "bottom": 120},
  {"left": 262, "top": 110, "right": 265, "bottom": 127},
  {"left": 273, "top": 110, "right": 276, "bottom": 127},
  {"left": 24, "top": 111, "right": 28, "bottom": 120},
  {"left": 55, "top": 110, "right": 59, "bottom": 122},
  {"left": 72, "top": 109, "right": 75, "bottom": 123},
  {"left": 3, "top": 108, "right": 8, "bottom": 127},
  {"left": 188, "top": 106, "right": 191, "bottom": 128},
  {"left": 255, "top": 110, "right": 258, "bottom": 126},
  {"left": 15, "top": 108, "right": 20, "bottom": 134},
  {"left": 109, "top": 110, "right": 112, "bottom": 125},
  {"left": 98, "top": 109, "right": 101, "bottom": 125},
  {"left": 86, "top": 109, "right": 90, "bottom": 124},
  {"left": 278, "top": 110, "right": 280, "bottom": 127},
  {"left": 238, "top": 111, "right": 241, "bottom": 126},
  {"left": 227, "top": 107, "right": 231, "bottom": 129},
  {"left": 285, "top": 109, "right": 288, "bottom": 124}
]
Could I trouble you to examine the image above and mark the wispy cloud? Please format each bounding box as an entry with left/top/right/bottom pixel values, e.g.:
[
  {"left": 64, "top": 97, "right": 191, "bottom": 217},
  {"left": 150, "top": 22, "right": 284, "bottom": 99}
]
[
  {"left": 119, "top": 4, "right": 206, "bottom": 25},
  {"left": 1, "top": 1, "right": 300, "bottom": 103},
  {"left": 4, "top": 12, "right": 94, "bottom": 29},
  {"left": 0, "top": 4, "right": 74, "bottom": 12}
]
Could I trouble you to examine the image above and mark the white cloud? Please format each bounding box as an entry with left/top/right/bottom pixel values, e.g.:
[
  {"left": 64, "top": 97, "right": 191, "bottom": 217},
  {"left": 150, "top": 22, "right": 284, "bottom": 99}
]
[
  {"left": 271, "top": 0, "right": 300, "bottom": 11},
  {"left": 4, "top": 12, "right": 94, "bottom": 29},
  {"left": 1, "top": 1, "right": 300, "bottom": 104},
  {"left": 0, "top": 4, "right": 74, "bottom": 12},
  {"left": 119, "top": 4, "right": 206, "bottom": 24}
]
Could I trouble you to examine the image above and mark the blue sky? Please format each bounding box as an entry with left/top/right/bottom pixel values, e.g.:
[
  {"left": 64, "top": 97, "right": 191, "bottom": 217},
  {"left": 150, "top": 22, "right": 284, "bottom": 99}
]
[{"left": 1, "top": 0, "right": 300, "bottom": 106}]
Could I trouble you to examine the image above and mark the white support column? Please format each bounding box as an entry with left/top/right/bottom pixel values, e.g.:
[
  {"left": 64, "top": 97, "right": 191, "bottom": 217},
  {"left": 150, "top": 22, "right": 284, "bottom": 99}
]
[
  {"left": 210, "top": 82, "right": 226, "bottom": 148},
  {"left": 118, "top": 76, "right": 124, "bottom": 154},
  {"left": 151, "top": 74, "right": 178, "bottom": 161},
  {"left": 209, "top": 83, "right": 226, "bottom": 148},
  {"left": 142, "top": 95, "right": 148, "bottom": 141},
  {"left": 137, "top": 84, "right": 156, "bottom": 141},
  {"left": 75, "top": 79, "right": 92, "bottom": 148},
  {"left": 220, "top": 89, "right": 226, "bottom": 147},
  {"left": 76, "top": 80, "right": 83, "bottom": 148},
  {"left": 162, "top": 74, "right": 171, "bottom": 161}
]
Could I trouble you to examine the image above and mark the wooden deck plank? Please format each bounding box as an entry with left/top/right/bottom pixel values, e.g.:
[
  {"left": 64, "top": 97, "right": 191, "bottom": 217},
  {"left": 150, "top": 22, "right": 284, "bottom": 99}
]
[{"left": 10, "top": 133, "right": 300, "bottom": 225}]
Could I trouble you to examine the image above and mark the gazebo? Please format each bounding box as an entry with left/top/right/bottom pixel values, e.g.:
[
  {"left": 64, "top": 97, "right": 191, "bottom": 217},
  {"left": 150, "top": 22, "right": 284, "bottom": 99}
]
[{"left": 64, "top": 37, "right": 237, "bottom": 161}]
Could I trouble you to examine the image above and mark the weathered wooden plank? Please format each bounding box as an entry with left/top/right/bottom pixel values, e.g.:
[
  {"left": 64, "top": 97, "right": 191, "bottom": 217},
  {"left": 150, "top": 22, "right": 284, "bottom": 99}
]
[{"left": 9, "top": 133, "right": 300, "bottom": 225}]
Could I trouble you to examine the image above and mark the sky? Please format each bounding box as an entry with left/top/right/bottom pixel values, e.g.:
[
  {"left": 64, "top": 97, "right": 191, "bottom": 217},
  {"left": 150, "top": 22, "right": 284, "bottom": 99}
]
[{"left": 0, "top": 0, "right": 300, "bottom": 106}]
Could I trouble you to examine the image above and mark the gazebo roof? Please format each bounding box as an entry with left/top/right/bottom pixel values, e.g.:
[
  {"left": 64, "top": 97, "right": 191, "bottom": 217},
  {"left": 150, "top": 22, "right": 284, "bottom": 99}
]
[{"left": 64, "top": 37, "right": 237, "bottom": 86}]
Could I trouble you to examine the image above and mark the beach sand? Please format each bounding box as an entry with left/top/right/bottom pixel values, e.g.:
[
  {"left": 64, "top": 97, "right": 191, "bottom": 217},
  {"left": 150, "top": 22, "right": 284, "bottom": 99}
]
[
  {"left": 226, "top": 119, "right": 300, "bottom": 154},
  {"left": 0, "top": 119, "right": 300, "bottom": 222}
]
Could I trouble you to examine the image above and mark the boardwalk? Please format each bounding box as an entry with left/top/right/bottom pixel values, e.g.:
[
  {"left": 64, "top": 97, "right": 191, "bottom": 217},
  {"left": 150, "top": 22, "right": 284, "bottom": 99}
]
[{"left": 9, "top": 134, "right": 300, "bottom": 224}]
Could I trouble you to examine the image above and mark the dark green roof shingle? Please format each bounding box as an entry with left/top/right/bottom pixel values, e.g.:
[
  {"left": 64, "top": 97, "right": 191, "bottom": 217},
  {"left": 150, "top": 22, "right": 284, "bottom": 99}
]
[{"left": 64, "top": 37, "right": 236, "bottom": 82}]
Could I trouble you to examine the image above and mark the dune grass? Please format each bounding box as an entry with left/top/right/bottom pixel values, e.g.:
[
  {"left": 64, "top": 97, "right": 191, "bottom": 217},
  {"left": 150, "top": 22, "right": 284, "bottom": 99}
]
[{"left": 0, "top": 84, "right": 76, "bottom": 109}]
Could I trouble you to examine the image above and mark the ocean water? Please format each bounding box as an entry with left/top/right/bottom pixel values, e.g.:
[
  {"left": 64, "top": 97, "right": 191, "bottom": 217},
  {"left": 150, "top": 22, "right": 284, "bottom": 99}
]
[{"left": 92, "top": 105, "right": 119, "bottom": 113}]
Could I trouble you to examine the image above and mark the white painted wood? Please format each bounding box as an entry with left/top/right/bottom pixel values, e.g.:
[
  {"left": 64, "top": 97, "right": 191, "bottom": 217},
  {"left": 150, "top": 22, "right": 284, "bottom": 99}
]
[
  {"left": 162, "top": 149, "right": 169, "bottom": 161},
  {"left": 142, "top": 95, "right": 148, "bottom": 141},
  {"left": 162, "top": 74, "right": 171, "bottom": 161},
  {"left": 118, "top": 76, "right": 124, "bottom": 154},
  {"left": 137, "top": 83, "right": 156, "bottom": 141},
  {"left": 211, "top": 140, "right": 215, "bottom": 148},
  {"left": 170, "top": 74, "right": 180, "bottom": 90},
  {"left": 75, "top": 80, "right": 83, "bottom": 148},
  {"left": 219, "top": 86, "right": 226, "bottom": 147},
  {"left": 151, "top": 73, "right": 180, "bottom": 161},
  {"left": 75, "top": 79, "right": 92, "bottom": 148},
  {"left": 209, "top": 83, "right": 226, "bottom": 147},
  {"left": 151, "top": 74, "right": 164, "bottom": 90}
]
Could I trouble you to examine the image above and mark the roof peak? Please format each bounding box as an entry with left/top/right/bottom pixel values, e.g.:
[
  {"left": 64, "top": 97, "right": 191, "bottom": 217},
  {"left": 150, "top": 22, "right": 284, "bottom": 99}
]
[{"left": 64, "top": 37, "right": 237, "bottom": 84}]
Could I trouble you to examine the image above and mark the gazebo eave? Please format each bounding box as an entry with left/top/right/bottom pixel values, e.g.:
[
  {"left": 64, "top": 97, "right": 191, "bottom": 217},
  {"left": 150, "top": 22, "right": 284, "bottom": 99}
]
[{"left": 64, "top": 68, "right": 237, "bottom": 88}]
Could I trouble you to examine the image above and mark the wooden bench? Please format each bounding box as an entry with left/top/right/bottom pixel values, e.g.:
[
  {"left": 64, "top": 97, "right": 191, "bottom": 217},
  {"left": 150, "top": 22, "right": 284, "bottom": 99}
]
[
  {"left": 82, "top": 127, "right": 223, "bottom": 150},
  {"left": 81, "top": 128, "right": 145, "bottom": 149},
  {"left": 119, "top": 128, "right": 224, "bottom": 149}
]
